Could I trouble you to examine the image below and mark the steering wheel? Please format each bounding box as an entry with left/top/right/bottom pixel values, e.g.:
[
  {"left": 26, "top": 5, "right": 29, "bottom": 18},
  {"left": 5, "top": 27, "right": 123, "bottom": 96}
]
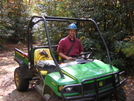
[{"left": 77, "top": 52, "right": 91, "bottom": 60}]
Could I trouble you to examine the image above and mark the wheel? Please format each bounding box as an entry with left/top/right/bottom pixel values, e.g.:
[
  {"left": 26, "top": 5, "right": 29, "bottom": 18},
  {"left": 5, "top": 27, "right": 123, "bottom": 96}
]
[
  {"left": 100, "top": 87, "right": 126, "bottom": 101},
  {"left": 116, "top": 87, "right": 126, "bottom": 101},
  {"left": 14, "top": 67, "right": 29, "bottom": 91},
  {"left": 44, "top": 85, "right": 63, "bottom": 101},
  {"left": 48, "top": 95, "right": 63, "bottom": 101}
]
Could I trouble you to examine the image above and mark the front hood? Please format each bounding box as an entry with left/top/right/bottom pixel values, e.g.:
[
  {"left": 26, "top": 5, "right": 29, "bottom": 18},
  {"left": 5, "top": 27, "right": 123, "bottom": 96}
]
[
  {"left": 45, "top": 60, "right": 119, "bottom": 86},
  {"left": 61, "top": 60, "right": 119, "bottom": 83}
]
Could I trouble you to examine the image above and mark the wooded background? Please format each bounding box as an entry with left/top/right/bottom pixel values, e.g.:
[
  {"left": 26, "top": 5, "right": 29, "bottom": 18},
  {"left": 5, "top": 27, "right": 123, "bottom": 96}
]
[{"left": 0, "top": 0, "right": 134, "bottom": 73}]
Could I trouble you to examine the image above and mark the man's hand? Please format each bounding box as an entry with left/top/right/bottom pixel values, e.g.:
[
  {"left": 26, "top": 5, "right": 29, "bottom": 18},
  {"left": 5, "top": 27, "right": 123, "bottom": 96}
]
[
  {"left": 66, "top": 56, "right": 74, "bottom": 60},
  {"left": 58, "top": 52, "right": 74, "bottom": 60}
]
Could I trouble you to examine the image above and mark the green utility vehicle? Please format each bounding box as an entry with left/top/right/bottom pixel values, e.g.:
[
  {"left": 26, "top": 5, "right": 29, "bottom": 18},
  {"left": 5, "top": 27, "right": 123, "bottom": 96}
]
[{"left": 14, "top": 16, "right": 126, "bottom": 101}]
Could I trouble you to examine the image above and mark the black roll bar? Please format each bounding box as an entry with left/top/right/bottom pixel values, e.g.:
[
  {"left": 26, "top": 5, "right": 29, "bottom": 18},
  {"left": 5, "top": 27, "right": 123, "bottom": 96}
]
[
  {"left": 87, "top": 18, "right": 113, "bottom": 70},
  {"left": 42, "top": 16, "right": 65, "bottom": 78},
  {"left": 27, "top": 16, "right": 113, "bottom": 78}
]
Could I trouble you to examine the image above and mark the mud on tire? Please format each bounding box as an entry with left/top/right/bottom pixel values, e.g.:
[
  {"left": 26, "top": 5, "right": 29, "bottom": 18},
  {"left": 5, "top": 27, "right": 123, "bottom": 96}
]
[{"left": 14, "top": 67, "right": 29, "bottom": 91}]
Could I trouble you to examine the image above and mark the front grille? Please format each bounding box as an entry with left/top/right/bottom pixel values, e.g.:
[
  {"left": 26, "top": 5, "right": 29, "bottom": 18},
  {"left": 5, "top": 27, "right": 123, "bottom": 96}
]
[
  {"left": 60, "top": 72, "right": 125, "bottom": 101},
  {"left": 61, "top": 76, "right": 113, "bottom": 96},
  {"left": 61, "top": 77, "right": 113, "bottom": 96},
  {"left": 82, "top": 77, "right": 113, "bottom": 94},
  {"left": 83, "top": 82, "right": 95, "bottom": 91},
  {"left": 98, "top": 77, "right": 112, "bottom": 88}
]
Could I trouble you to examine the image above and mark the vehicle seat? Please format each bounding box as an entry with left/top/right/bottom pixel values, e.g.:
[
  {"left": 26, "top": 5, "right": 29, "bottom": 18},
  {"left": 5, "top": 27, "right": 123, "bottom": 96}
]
[
  {"left": 34, "top": 48, "right": 53, "bottom": 65},
  {"left": 34, "top": 48, "right": 56, "bottom": 74}
]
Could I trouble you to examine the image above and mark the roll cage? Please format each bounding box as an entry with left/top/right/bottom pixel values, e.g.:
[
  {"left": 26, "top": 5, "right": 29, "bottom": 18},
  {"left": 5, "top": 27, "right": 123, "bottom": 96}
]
[{"left": 27, "top": 16, "right": 113, "bottom": 78}]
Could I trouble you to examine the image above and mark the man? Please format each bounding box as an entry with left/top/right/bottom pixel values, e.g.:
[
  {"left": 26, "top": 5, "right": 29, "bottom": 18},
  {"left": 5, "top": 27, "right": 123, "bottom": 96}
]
[{"left": 57, "top": 23, "right": 84, "bottom": 60}]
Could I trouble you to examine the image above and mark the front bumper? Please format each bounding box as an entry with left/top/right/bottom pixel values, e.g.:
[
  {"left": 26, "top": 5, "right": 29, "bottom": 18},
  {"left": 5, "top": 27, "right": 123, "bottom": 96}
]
[{"left": 61, "top": 71, "right": 126, "bottom": 101}]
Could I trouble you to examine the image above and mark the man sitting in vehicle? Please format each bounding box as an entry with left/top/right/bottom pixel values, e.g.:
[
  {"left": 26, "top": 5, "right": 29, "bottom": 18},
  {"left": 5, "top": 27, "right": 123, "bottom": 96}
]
[{"left": 57, "top": 23, "right": 84, "bottom": 61}]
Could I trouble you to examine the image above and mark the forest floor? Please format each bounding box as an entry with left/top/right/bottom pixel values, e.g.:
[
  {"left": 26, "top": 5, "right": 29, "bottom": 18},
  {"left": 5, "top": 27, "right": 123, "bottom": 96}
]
[{"left": 0, "top": 43, "right": 134, "bottom": 101}]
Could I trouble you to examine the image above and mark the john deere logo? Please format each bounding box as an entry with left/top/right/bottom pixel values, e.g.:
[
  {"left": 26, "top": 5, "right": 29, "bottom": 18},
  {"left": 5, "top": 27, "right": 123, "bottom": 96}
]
[
  {"left": 52, "top": 82, "right": 56, "bottom": 86},
  {"left": 99, "top": 81, "right": 104, "bottom": 87}
]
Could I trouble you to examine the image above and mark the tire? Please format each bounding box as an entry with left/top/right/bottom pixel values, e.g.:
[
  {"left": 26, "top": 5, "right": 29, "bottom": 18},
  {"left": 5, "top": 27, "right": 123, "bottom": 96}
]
[
  {"left": 48, "top": 95, "right": 63, "bottom": 101},
  {"left": 100, "top": 87, "right": 126, "bottom": 101},
  {"left": 116, "top": 87, "right": 126, "bottom": 101},
  {"left": 14, "top": 67, "right": 29, "bottom": 91}
]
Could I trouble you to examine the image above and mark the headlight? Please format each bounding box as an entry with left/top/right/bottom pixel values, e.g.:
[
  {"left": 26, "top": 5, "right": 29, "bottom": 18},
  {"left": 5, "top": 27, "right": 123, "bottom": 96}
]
[
  {"left": 66, "top": 87, "right": 73, "bottom": 92},
  {"left": 114, "top": 74, "right": 119, "bottom": 83},
  {"left": 58, "top": 85, "right": 64, "bottom": 91},
  {"left": 59, "top": 86, "right": 73, "bottom": 92}
]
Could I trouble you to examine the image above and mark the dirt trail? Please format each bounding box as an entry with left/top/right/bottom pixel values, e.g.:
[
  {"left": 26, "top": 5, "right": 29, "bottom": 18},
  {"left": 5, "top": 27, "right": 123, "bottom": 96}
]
[
  {"left": 0, "top": 44, "right": 44, "bottom": 101},
  {"left": 0, "top": 44, "right": 134, "bottom": 101}
]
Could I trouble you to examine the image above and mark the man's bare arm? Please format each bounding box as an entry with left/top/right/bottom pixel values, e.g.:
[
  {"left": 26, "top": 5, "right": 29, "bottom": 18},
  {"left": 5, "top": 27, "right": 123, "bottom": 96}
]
[{"left": 58, "top": 52, "right": 73, "bottom": 60}]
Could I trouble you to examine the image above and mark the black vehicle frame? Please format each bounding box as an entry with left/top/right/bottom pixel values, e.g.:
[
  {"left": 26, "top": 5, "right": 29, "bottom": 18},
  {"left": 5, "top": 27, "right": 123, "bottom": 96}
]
[{"left": 14, "top": 16, "right": 126, "bottom": 101}]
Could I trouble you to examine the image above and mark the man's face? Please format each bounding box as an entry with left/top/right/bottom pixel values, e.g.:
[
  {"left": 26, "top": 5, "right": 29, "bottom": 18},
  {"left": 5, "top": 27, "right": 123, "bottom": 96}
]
[{"left": 68, "top": 29, "right": 76, "bottom": 38}]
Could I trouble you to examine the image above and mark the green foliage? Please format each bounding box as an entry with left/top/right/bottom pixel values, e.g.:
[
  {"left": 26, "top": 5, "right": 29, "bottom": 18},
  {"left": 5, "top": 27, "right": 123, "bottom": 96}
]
[
  {"left": 0, "top": 0, "right": 133, "bottom": 72},
  {"left": 115, "top": 41, "right": 134, "bottom": 57},
  {"left": 0, "top": 0, "right": 30, "bottom": 44},
  {"left": 36, "top": 0, "right": 134, "bottom": 71},
  {"left": 7, "top": 1, "right": 30, "bottom": 43},
  {"left": 0, "top": 0, "right": 13, "bottom": 39},
  {"left": 122, "top": 43, "right": 134, "bottom": 57}
]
